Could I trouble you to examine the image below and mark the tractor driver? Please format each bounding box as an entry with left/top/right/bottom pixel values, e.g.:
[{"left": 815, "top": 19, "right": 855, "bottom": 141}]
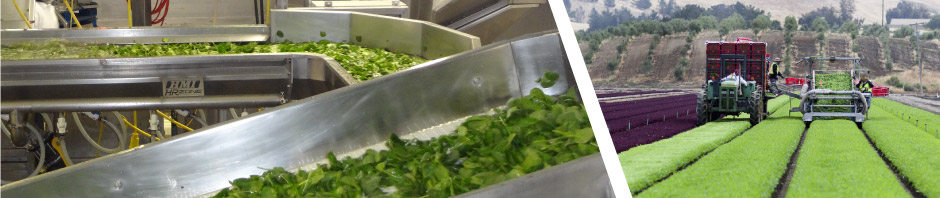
[
  {"left": 722, "top": 68, "right": 748, "bottom": 95},
  {"left": 857, "top": 76, "right": 874, "bottom": 106},
  {"left": 768, "top": 58, "right": 783, "bottom": 96}
]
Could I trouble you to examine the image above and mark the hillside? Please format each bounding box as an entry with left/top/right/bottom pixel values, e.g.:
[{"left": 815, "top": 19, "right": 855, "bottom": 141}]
[
  {"left": 585, "top": 30, "right": 940, "bottom": 93},
  {"left": 569, "top": 0, "right": 940, "bottom": 25}
]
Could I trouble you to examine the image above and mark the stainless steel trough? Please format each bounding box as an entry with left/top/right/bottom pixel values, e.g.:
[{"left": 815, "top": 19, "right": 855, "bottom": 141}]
[{"left": 0, "top": 32, "right": 612, "bottom": 198}]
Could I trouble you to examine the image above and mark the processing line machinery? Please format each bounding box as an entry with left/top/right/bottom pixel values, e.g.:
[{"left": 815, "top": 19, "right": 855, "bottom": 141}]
[
  {"left": 1, "top": 9, "right": 479, "bottom": 184},
  {"left": 787, "top": 57, "right": 870, "bottom": 123},
  {"left": 0, "top": 9, "right": 613, "bottom": 198}
]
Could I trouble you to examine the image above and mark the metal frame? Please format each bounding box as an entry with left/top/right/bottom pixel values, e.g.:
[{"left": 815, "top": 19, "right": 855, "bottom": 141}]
[
  {"left": 798, "top": 57, "right": 870, "bottom": 123},
  {"left": 1, "top": 53, "right": 355, "bottom": 113}
]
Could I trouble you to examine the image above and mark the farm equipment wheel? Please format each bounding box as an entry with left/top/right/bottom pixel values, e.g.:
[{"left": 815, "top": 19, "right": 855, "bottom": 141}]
[
  {"left": 697, "top": 92, "right": 711, "bottom": 125},
  {"left": 749, "top": 87, "right": 764, "bottom": 125}
]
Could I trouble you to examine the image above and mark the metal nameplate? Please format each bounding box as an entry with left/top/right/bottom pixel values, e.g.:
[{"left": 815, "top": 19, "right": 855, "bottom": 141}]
[{"left": 162, "top": 77, "right": 205, "bottom": 97}]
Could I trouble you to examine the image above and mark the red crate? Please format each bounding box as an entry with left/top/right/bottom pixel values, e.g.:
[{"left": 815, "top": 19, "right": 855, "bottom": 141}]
[
  {"left": 872, "top": 86, "right": 890, "bottom": 97},
  {"left": 706, "top": 43, "right": 721, "bottom": 53},
  {"left": 785, "top": 77, "right": 806, "bottom": 85},
  {"left": 750, "top": 43, "right": 766, "bottom": 54},
  {"left": 720, "top": 43, "right": 735, "bottom": 54},
  {"left": 736, "top": 43, "right": 751, "bottom": 54}
]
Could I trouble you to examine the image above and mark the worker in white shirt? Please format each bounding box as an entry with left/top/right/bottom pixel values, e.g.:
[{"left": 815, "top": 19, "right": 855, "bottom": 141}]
[
  {"left": 721, "top": 68, "right": 748, "bottom": 95},
  {"left": 721, "top": 68, "right": 748, "bottom": 86}
]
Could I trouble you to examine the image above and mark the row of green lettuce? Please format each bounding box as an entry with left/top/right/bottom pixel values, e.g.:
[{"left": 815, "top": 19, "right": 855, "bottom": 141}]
[
  {"left": 871, "top": 98, "right": 940, "bottom": 138},
  {"left": 863, "top": 105, "right": 940, "bottom": 197},
  {"left": 636, "top": 100, "right": 805, "bottom": 197},
  {"left": 1, "top": 40, "right": 426, "bottom": 81},
  {"left": 619, "top": 96, "right": 792, "bottom": 194},
  {"left": 786, "top": 119, "right": 908, "bottom": 197},
  {"left": 626, "top": 97, "right": 938, "bottom": 197},
  {"left": 213, "top": 73, "right": 600, "bottom": 197}
]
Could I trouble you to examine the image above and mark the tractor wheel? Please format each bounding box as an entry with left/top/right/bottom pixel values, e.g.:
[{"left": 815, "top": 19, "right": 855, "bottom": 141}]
[
  {"left": 697, "top": 91, "right": 711, "bottom": 125},
  {"left": 749, "top": 87, "right": 764, "bottom": 125}
]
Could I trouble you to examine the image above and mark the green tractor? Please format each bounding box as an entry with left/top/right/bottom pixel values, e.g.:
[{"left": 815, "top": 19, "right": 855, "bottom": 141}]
[{"left": 697, "top": 41, "right": 769, "bottom": 125}]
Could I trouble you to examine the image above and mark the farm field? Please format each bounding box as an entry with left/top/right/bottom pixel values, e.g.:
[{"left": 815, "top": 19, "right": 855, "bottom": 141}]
[{"left": 615, "top": 96, "right": 940, "bottom": 197}]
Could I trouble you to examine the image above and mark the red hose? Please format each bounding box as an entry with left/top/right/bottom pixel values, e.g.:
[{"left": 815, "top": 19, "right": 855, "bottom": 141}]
[{"left": 151, "top": 0, "right": 169, "bottom": 25}]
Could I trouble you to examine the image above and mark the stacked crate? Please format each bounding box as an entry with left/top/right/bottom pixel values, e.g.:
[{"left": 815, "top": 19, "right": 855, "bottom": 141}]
[{"left": 704, "top": 40, "right": 767, "bottom": 86}]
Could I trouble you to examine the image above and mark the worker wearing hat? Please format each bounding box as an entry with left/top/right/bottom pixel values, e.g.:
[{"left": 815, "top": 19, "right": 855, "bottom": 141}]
[
  {"left": 857, "top": 75, "right": 874, "bottom": 106},
  {"left": 768, "top": 58, "right": 783, "bottom": 95}
]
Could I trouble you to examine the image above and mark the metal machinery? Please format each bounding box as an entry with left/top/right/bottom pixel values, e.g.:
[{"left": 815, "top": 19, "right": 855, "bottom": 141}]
[
  {"left": 697, "top": 39, "right": 769, "bottom": 125},
  {"left": 0, "top": 9, "right": 614, "bottom": 198},
  {"left": 792, "top": 57, "right": 870, "bottom": 124}
]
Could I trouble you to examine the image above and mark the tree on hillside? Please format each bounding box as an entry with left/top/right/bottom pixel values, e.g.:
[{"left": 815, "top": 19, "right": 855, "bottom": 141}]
[
  {"left": 563, "top": 0, "right": 572, "bottom": 10},
  {"left": 799, "top": 7, "right": 841, "bottom": 30},
  {"left": 667, "top": 18, "right": 690, "bottom": 33},
  {"left": 658, "top": 0, "right": 677, "bottom": 16},
  {"left": 751, "top": 15, "right": 771, "bottom": 35},
  {"left": 605, "top": 0, "right": 615, "bottom": 7},
  {"left": 771, "top": 20, "right": 782, "bottom": 30},
  {"left": 886, "top": 1, "right": 930, "bottom": 24},
  {"left": 635, "top": 0, "right": 652, "bottom": 10},
  {"left": 839, "top": 20, "right": 859, "bottom": 39},
  {"left": 839, "top": 0, "right": 855, "bottom": 21},
  {"left": 812, "top": 17, "right": 829, "bottom": 45},
  {"left": 927, "top": 15, "right": 940, "bottom": 30},
  {"left": 719, "top": 13, "right": 746, "bottom": 37},
  {"left": 785, "top": 16, "right": 798, "bottom": 32},
  {"left": 862, "top": 24, "right": 889, "bottom": 37},
  {"left": 695, "top": 15, "right": 719, "bottom": 30},
  {"left": 671, "top": 4, "right": 706, "bottom": 20},
  {"left": 705, "top": 2, "right": 765, "bottom": 22},
  {"left": 894, "top": 26, "right": 914, "bottom": 38}
]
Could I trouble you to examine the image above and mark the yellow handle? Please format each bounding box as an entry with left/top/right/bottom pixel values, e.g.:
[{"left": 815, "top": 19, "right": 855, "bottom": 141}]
[
  {"left": 11, "top": 0, "right": 33, "bottom": 29},
  {"left": 129, "top": 132, "right": 140, "bottom": 149},
  {"left": 155, "top": 110, "right": 194, "bottom": 131},
  {"left": 120, "top": 117, "right": 159, "bottom": 140},
  {"left": 63, "top": 0, "right": 84, "bottom": 28}
]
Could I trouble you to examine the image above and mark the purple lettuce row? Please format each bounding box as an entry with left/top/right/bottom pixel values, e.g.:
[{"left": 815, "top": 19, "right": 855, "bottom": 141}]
[
  {"left": 598, "top": 94, "right": 696, "bottom": 113},
  {"left": 595, "top": 90, "right": 679, "bottom": 99},
  {"left": 606, "top": 103, "right": 697, "bottom": 134},
  {"left": 601, "top": 96, "right": 697, "bottom": 121},
  {"left": 610, "top": 114, "right": 698, "bottom": 152}
]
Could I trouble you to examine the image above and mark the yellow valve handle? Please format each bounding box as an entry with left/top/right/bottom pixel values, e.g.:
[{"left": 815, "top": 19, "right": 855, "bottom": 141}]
[
  {"left": 129, "top": 132, "right": 140, "bottom": 149},
  {"left": 51, "top": 137, "right": 69, "bottom": 166}
]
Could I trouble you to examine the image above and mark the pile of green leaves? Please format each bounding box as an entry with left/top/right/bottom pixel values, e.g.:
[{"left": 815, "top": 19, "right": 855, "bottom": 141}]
[
  {"left": 872, "top": 98, "right": 940, "bottom": 137},
  {"left": 786, "top": 120, "right": 908, "bottom": 197},
  {"left": 814, "top": 73, "right": 853, "bottom": 112},
  {"left": 637, "top": 107, "right": 805, "bottom": 197},
  {"left": 213, "top": 72, "right": 598, "bottom": 197},
  {"left": 863, "top": 107, "right": 940, "bottom": 198},
  {"left": 619, "top": 96, "right": 791, "bottom": 194},
  {"left": 1, "top": 40, "right": 425, "bottom": 81},
  {"left": 814, "top": 73, "right": 852, "bottom": 91}
]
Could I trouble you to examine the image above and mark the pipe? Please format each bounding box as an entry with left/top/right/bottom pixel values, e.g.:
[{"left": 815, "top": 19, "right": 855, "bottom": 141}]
[
  {"left": 40, "top": 113, "right": 54, "bottom": 133},
  {"left": 126, "top": 0, "right": 132, "bottom": 28},
  {"left": 2, "top": 94, "right": 284, "bottom": 113},
  {"left": 155, "top": 110, "right": 194, "bottom": 131},
  {"left": 23, "top": 124, "right": 45, "bottom": 177},
  {"left": 58, "top": 134, "right": 74, "bottom": 167},
  {"left": 229, "top": 108, "right": 239, "bottom": 119},
  {"left": 1, "top": 121, "right": 12, "bottom": 140},
  {"left": 71, "top": 112, "right": 124, "bottom": 154},
  {"left": 63, "top": 0, "right": 83, "bottom": 28},
  {"left": 11, "top": 0, "right": 33, "bottom": 29}
]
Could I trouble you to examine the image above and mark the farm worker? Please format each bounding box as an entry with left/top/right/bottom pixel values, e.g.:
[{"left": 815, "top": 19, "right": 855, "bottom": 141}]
[
  {"left": 722, "top": 68, "right": 748, "bottom": 86},
  {"left": 768, "top": 58, "right": 783, "bottom": 96},
  {"left": 857, "top": 76, "right": 874, "bottom": 106},
  {"left": 722, "top": 68, "right": 748, "bottom": 95}
]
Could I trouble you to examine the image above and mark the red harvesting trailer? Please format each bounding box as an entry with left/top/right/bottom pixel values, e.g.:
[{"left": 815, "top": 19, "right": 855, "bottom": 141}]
[{"left": 705, "top": 40, "right": 768, "bottom": 88}]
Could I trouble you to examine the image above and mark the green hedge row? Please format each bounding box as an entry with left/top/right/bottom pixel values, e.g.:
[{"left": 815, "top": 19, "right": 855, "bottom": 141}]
[
  {"left": 863, "top": 106, "right": 940, "bottom": 197},
  {"left": 786, "top": 120, "right": 907, "bottom": 197}
]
